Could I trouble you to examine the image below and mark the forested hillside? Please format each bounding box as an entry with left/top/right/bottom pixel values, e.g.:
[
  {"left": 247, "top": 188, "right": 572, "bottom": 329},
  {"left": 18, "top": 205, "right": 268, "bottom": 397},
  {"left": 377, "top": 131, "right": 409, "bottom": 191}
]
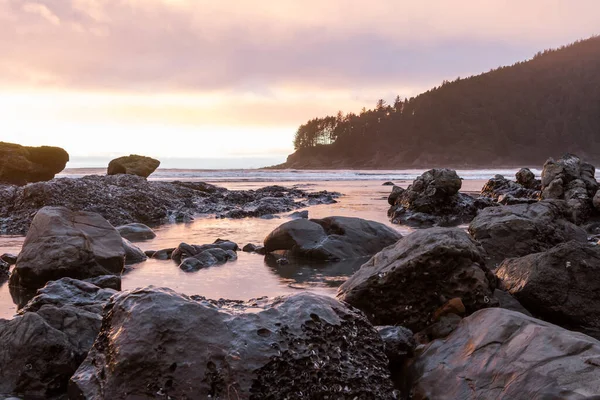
[{"left": 276, "top": 36, "right": 600, "bottom": 169}]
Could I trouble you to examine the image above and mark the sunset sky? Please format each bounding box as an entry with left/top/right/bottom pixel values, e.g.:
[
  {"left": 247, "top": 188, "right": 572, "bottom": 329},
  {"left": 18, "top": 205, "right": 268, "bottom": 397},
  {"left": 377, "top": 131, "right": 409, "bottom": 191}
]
[{"left": 2, "top": 0, "right": 599, "bottom": 168}]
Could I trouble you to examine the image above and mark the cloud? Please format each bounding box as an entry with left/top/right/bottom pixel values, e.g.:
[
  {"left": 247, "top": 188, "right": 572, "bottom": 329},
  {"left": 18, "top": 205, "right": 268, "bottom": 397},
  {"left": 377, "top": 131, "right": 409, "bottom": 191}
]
[{"left": 1, "top": 0, "right": 599, "bottom": 93}]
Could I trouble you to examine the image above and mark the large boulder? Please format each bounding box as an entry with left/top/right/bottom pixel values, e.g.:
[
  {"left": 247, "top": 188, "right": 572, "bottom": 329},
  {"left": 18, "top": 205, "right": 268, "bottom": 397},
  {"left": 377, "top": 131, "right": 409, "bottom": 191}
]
[
  {"left": 9, "top": 206, "right": 125, "bottom": 289},
  {"left": 0, "top": 142, "right": 69, "bottom": 185},
  {"left": 107, "top": 154, "right": 160, "bottom": 178},
  {"left": 408, "top": 308, "right": 600, "bottom": 399},
  {"left": 468, "top": 200, "right": 587, "bottom": 268},
  {"left": 69, "top": 288, "right": 396, "bottom": 399},
  {"left": 115, "top": 222, "right": 156, "bottom": 241},
  {"left": 388, "top": 168, "right": 494, "bottom": 227},
  {"left": 263, "top": 216, "right": 402, "bottom": 261},
  {"left": 497, "top": 240, "right": 600, "bottom": 339},
  {"left": 541, "top": 154, "right": 598, "bottom": 223},
  {"left": 337, "top": 228, "right": 496, "bottom": 331}
]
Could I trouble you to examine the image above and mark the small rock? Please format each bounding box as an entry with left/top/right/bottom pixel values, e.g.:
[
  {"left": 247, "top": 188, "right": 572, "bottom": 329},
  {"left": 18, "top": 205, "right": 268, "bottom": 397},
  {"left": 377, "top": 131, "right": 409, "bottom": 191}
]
[
  {"left": 382, "top": 181, "right": 395, "bottom": 186},
  {"left": 116, "top": 223, "right": 156, "bottom": 242},
  {"left": 242, "top": 243, "right": 258, "bottom": 252},
  {"left": 122, "top": 238, "right": 148, "bottom": 265},
  {"left": 288, "top": 210, "right": 309, "bottom": 219},
  {"left": 1, "top": 253, "right": 17, "bottom": 265},
  {"left": 152, "top": 248, "right": 175, "bottom": 260}
]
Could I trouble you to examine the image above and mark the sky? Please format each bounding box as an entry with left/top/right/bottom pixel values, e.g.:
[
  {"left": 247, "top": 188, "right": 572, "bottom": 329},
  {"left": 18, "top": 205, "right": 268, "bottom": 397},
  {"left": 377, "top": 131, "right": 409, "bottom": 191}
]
[{"left": 1, "top": 0, "right": 599, "bottom": 168}]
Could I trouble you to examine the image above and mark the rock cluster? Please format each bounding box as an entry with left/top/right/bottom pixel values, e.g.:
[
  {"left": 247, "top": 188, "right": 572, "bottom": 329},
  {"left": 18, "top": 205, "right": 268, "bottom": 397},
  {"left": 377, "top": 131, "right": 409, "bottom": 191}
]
[
  {"left": 480, "top": 170, "right": 540, "bottom": 204},
  {"left": 0, "top": 142, "right": 69, "bottom": 186}
]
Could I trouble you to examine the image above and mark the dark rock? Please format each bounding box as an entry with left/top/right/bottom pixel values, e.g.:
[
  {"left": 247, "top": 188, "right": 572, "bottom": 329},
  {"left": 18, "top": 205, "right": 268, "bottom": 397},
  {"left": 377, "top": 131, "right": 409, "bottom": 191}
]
[
  {"left": 107, "top": 154, "right": 160, "bottom": 178},
  {"left": 116, "top": 222, "right": 156, "bottom": 241},
  {"left": 515, "top": 167, "right": 539, "bottom": 189},
  {"left": 382, "top": 181, "right": 395, "bottom": 186},
  {"left": 144, "top": 250, "right": 156, "bottom": 258},
  {"left": 242, "top": 243, "right": 259, "bottom": 252},
  {"left": 9, "top": 207, "right": 125, "bottom": 289},
  {"left": 387, "top": 185, "right": 405, "bottom": 206},
  {"left": 179, "top": 252, "right": 218, "bottom": 272},
  {"left": 480, "top": 174, "right": 540, "bottom": 201},
  {"left": 377, "top": 325, "right": 416, "bottom": 363},
  {"left": 122, "top": 238, "right": 147, "bottom": 265},
  {"left": 264, "top": 216, "right": 402, "bottom": 261},
  {"left": 493, "top": 289, "right": 532, "bottom": 317},
  {"left": 171, "top": 239, "right": 239, "bottom": 264},
  {"left": 83, "top": 275, "right": 122, "bottom": 291},
  {"left": 0, "top": 253, "right": 17, "bottom": 265},
  {"left": 152, "top": 248, "right": 175, "bottom": 260},
  {"left": 255, "top": 246, "right": 266, "bottom": 255},
  {"left": 0, "top": 141, "right": 69, "bottom": 185},
  {"left": 388, "top": 168, "right": 493, "bottom": 227},
  {"left": 469, "top": 200, "right": 588, "bottom": 267},
  {"left": 260, "top": 214, "right": 280, "bottom": 219},
  {"left": 541, "top": 154, "right": 599, "bottom": 223},
  {"left": 408, "top": 308, "right": 600, "bottom": 399},
  {"left": 69, "top": 289, "right": 396, "bottom": 399},
  {"left": 306, "top": 190, "right": 340, "bottom": 205},
  {"left": 288, "top": 210, "right": 309, "bottom": 219},
  {"left": 0, "top": 259, "right": 8, "bottom": 282},
  {"left": 276, "top": 257, "right": 289, "bottom": 265},
  {"left": 497, "top": 241, "right": 600, "bottom": 339},
  {"left": 337, "top": 228, "right": 496, "bottom": 331},
  {"left": 420, "top": 313, "right": 462, "bottom": 342}
]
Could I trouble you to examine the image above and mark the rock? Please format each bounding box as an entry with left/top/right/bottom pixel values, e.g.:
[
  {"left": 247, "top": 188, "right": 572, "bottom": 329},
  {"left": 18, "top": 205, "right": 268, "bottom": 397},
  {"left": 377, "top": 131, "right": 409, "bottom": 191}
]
[
  {"left": 377, "top": 325, "right": 416, "bottom": 363},
  {"left": 468, "top": 200, "right": 587, "bottom": 267},
  {"left": 419, "top": 313, "right": 463, "bottom": 342},
  {"left": 69, "top": 289, "right": 396, "bottom": 399},
  {"left": 432, "top": 297, "right": 466, "bottom": 321},
  {"left": 541, "top": 154, "right": 599, "bottom": 223},
  {"left": 260, "top": 213, "right": 280, "bottom": 219},
  {"left": 337, "top": 228, "right": 496, "bottom": 331},
  {"left": 496, "top": 240, "right": 600, "bottom": 338},
  {"left": 388, "top": 168, "right": 494, "bottom": 227},
  {"left": 594, "top": 190, "right": 600, "bottom": 211},
  {"left": 0, "top": 259, "right": 9, "bottom": 282},
  {"left": 84, "top": 275, "right": 122, "bottom": 291},
  {"left": 408, "top": 308, "right": 600, "bottom": 399},
  {"left": 382, "top": 181, "right": 395, "bottom": 186},
  {"left": 107, "top": 154, "right": 160, "bottom": 178},
  {"left": 122, "top": 238, "right": 147, "bottom": 265},
  {"left": 152, "top": 248, "right": 175, "bottom": 260},
  {"left": 493, "top": 289, "right": 532, "bottom": 317},
  {"left": 0, "top": 141, "right": 69, "bottom": 185},
  {"left": 179, "top": 252, "right": 218, "bottom": 272},
  {"left": 480, "top": 174, "right": 540, "bottom": 201},
  {"left": 242, "top": 243, "right": 259, "bottom": 252},
  {"left": 288, "top": 210, "right": 309, "bottom": 219},
  {"left": 264, "top": 216, "right": 402, "bottom": 261},
  {"left": 115, "top": 222, "right": 156, "bottom": 241},
  {"left": 387, "top": 185, "right": 405, "bottom": 206},
  {"left": 515, "top": 167, "right": 538, "bottom": 189},
  {"left": 0, "top": 253, "right": 17, "bottom": 265},
  {"left": 171, "top": 239, "right": 239, "bottom": 264},
  {"left": 144, "top": 250, "right": 156, "bottom": 258},
  {"left": 9, "top": 207, "right": 125, "bottom": 289}
]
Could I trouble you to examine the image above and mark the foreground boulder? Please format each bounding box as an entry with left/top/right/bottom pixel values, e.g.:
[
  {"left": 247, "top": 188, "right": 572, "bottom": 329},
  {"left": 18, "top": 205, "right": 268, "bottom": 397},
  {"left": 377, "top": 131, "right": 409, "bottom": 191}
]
[
  {"left": 409, "top": 308, "right": 600, "bottom": 399},
  {"left": 387, "top": 168, "right": 494, "bottom": 227},
  {"left": 337, "top": 228, "right": 496, "bottom": 331},
  {"left": 107, "top": 154, "right": 160, "bottom": 178},
  {"left": 69, "top": 288, "right": 396, "bottom": 399},
  {"left": 541, "top": 154, "right": 598, "bottom": 223},
  {"left": 0, "top": 278, "right": 113, "bottom": 398},
  {"left": 264, "top": 216, "right": 402, "bottom": 260},
  {"left": 10, "top": 206, "right": 125, "bottom": 289},
  {"left": 469, "top": 200, "right": 587, "bottom": 267},
  {"left": 497, "top": 240, "right": 600, "bottom": 339},
  {"left": 116, "top": 222, "right": 156, "bottom": 241},
  {"left": 0, "top": 142, "right": 69, "bottom": 185}
]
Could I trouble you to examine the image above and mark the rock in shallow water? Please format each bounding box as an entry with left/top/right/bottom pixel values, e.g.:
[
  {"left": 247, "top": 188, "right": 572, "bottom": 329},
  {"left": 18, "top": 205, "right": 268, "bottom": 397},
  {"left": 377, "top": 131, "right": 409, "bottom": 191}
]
[
  {"left": 409, "top": 308, "right": 600, "bottom": 399},
  {"left": 264, "top": 216, "right": 402, "bottom": 261},
  {"left": 10, "top": 206, "right": 125, "bottom": 290},
  {"left": 69, "top": 288, "right": 396, "bottom": 399},
  {"left": 116, "top": 222, "right": 156, "bottom": 241},
  {"left": 122, "top": 238, "right": 147, "bottom": 265},
  {"left": 337, "top": 228, "right": 496, "bottom": 331}
]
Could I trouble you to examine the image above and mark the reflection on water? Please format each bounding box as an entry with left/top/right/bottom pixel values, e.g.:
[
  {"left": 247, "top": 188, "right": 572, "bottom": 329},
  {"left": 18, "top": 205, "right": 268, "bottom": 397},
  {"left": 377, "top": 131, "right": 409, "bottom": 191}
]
[{"left": 0, "top": 179, "right": 424, "bottom": 319}]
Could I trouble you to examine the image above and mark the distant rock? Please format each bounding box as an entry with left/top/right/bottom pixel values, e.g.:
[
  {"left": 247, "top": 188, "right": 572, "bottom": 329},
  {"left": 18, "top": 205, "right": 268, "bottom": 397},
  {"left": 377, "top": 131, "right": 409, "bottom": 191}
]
[
  {"left": 107, "top": 154, "right": 160, "bottom": 178},
  {"left": 515, "top": 167, "right": 539, "bottom": 189},
  {"left": 116, "top": 223, "right": 156, "bottom": 241},
  {"left": 382, "top": 181, "right": 394, "bottom": 186},
  {"left": 9, "top": 206, "right": 125, "bottom": 289},
  {"left": 497, "top": 240, "right": 600, "bottom": 339},
  {"left": 337, "top": 228, "right": 496, "bottom": 331},
  {"left": 387, "top": 168, "right": 495, "bottom": 227},
  {"left": 0, "top": 142, "right": 69, "bottom": 185},
  {"left": 409, "top": 308, "right": 600, "bottom": 399},
  {"left": 480, "top": 174, "right": 540, "bottom": 202},
  {"left": 69, "top": 289, "right": 396, "bottom": 399},
  {"left": 541, "top": 154, "right": 599, "bottom": 223},
  {"left": 468, "top": 200, "right": 587, "bottom": 267},
  {"left": 387, "top": 185, "right": 405, "bottom": 206},
  {"left": 264, "top": 216, "right": 401, "bottom": 261}
]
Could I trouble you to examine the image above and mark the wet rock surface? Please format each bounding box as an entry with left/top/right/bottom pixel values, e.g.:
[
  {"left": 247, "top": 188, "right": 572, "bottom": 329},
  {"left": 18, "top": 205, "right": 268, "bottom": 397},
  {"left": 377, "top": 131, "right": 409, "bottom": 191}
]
[
  {"left": 69, "top": 288, "right": 396, "bottom": 399},
  {"left": 468, "top": 200, "right": 587, "bottom": 267},
  {"left": 541, "top": 154, "right": 599, "bottom": 223},
  {"left": 0, "top": 142, "right": 69, "bottom": 186},
  {"left": 107, "top": 154, "right": 161, "bottom": 178},
  {"left": 409, "top": 308, "right": 600, "bottom": 399},
  {"left": 116, "top": 222, "right": 156, "bottom": 241},
  {"left": 264, "top": 216, "right": 402, "bottom": 261},
  {"left": 337, "top": 228, "right": 496, "bottom": 331},
  {"left": 387, "top": 168, "right": 495, "bottom": 227},
  {"left": 0, "top": 177, "right": 339, "bottom": 234},
  {"left": 480, "top": 173, "right": 540, "bottom": 202},
  {"left": 497, "top": 240, "right": 600, "bottom": 339},
  {"left": 122, "top": 238, "right": 148, "bottom": 265},
  {"left": 9, "top": 206, "right": 125, "bottom": 290}
]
